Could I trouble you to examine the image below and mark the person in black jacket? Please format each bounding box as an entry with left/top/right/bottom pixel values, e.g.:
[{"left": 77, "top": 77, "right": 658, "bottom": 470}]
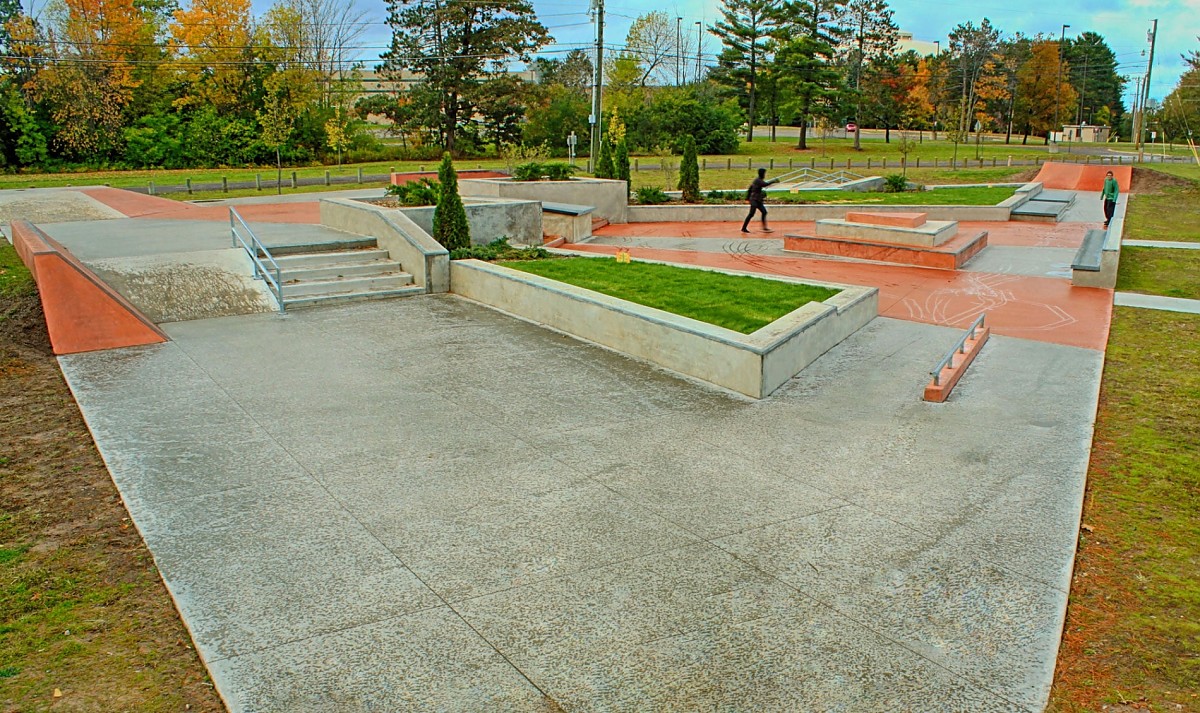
[{"left": 741, "top": 168, "right": 777, "bottom": 233}]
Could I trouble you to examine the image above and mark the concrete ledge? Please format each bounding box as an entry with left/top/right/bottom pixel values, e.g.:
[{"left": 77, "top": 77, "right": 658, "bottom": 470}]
[
  {"left": 845, "top": 211, "right": 927, "bottom": 228},
  {"left": 784, "top": 230, "right": 988, "bottom": 270},
  {"left": 8, "top": 220, "right": 169, "bottom": 355},
  {"left": 319, "top": 198, "right": 449, "bottom": 293},
  {"left": 449, "top": 258, "right": 877, "bottom": 398},
  {"left": 1071, "top": 195, "right": 1125, "bottom": 289},
  {"left": 542, "top": 212, "right": 592, "bottom": 242},
  {"left": 398, "top": 197, "right": 544, "bottom": 246},
  {"left": 816, "top": 217, "right": 958, "bottom": 247},
  {"left": 924, "top": 325, "right": 991, "bottom": 403},
  {"left": 459, "top": 177, "right": 629, "bottom": 224},
  {"left": 999, "top": 182, "right": 1042, "bottom": 210},
  {"left": 628, "top": 202, "right": 1011, "bottom": 223}
]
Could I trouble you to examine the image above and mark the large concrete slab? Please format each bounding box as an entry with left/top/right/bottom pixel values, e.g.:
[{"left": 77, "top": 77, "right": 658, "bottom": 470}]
[{"left": 58, "top": 296, "right": 1100, "bottom": 711}]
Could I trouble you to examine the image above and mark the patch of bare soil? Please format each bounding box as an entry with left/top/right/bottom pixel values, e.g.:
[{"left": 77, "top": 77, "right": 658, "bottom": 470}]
[
  {"left": 0, "top": 294, "right": 226, "bottom": 712},
  {"left": 1130, "top": 167, "right": 1196, "bottom": 193}
]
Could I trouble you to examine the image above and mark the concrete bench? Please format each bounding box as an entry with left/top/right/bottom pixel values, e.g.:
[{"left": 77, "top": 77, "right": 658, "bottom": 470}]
[
  {"left": 1072, "top": 229, "right": 1107, "bottom": 272},
  {"left": 541, "top": 201, "right": 595, "bottom": 216},
  {"left": 541, "top": 202, "right": 596, "bottom": 242}
]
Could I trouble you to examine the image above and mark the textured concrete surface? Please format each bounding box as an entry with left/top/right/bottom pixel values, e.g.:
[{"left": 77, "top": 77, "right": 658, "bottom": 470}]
[
  {"left": 60, "top": 296, "right": 1101, "bottom": 712},
  {"left": 1114, "top": 292, "right": 1200, "bottom": 314},
  {"left": 0, "top": 187, "right": 126, "bottom": 223}
]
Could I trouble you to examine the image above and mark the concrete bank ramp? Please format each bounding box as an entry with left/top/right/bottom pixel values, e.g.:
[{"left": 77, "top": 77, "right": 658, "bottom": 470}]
[{"left": 1033, "top": 163, "right": 1131, "bottom": 192}]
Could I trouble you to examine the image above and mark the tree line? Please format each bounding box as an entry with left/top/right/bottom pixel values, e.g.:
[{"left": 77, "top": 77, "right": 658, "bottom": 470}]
[{"left": 0, "top": 0, "right": 1192, "bottom": 173}]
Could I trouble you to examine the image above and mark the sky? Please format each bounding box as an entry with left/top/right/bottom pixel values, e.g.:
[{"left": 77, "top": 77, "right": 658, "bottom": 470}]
[{"left": 264, "top": 0, "right": 1198, "bottom": 104}]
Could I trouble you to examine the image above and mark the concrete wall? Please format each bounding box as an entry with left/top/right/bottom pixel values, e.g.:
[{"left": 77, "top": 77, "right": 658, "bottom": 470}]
[
  {"left": 319, "top": 198, "right": 449, "bottom": 293},
  {"left": 449, "top": 258, "right": 877, "bottom": 398},
  {"left": 542, "top": 212, "right": 592, "bottom": 242},
  {"left": 629, "top": 202, "right": 1012, "bottom": 223},
  {"left": 399, "top": 197, "right": 543, "bottom": 246},
  {"left": 1072, "top": 194, "right": 1125, "bottom": 289},
  {"left": 460, "top": 177, "right": 629, "bottom": 224}
]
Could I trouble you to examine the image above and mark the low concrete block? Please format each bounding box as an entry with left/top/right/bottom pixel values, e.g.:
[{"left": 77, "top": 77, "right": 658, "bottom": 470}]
[
  {"left": 816, "top": 218, "right": 958, "bottom": 247},
  {"left": 845, "top": 211, "right": 927, "bottom": 228},
  {"left": 924, "top": 326, "right": 991, "bottom": 403},
  {"left": 449, "top": 258, "right": 877, "bottom": 399}
]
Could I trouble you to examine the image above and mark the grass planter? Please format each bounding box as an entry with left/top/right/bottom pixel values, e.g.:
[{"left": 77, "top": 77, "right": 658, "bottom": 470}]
[{"left": 449, "top": 256, "right": 877, "bottom": 398}]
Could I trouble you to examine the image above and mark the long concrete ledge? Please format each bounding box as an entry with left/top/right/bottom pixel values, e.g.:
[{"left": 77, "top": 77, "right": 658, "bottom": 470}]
[
  {"left": 319, "top": 198, "right": 449, "bottom": 293},
  {"left": 1072, "top": 194, "right": 1125, "bottom": 289},
  {"left": 449, "top": 258, "right": 877, "bottom": 398},
  {"left": 8, "top": 220, "right": 168, "bottom": 355},
  {"left": 628, "top": 202, "right": 1012, "bottom": 223}
]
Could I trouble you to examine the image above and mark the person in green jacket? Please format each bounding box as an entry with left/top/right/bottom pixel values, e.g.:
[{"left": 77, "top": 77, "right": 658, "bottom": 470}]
[{"left": 1101, "top": 171, "right": 1119, "bottom": 229}]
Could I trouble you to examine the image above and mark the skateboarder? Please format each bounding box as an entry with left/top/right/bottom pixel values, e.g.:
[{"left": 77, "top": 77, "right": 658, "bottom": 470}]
[
  {"left": 1101, "top": 170, "right": 1119, "bottom": 229},
  {"left": 741, "top": 168, "right": 777, "bottom": 233}
]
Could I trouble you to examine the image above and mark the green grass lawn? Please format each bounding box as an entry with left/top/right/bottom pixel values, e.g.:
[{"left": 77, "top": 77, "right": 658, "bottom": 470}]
[
  {"left": 772, "top": 185, "right": 1014, "bottom": 205},
  {"left": 497, "top": 257, "right": 838, "bottom": 334},
  {"left": 1115, "top": 247, "right": 1200, "bottom": 300},
  {"left": 0, "top": 240, "right": 34, "bottom": 298},
  {"left": 1125, "top": 175, "right": 1200, "bottom": 244},
  {"left": 1050, "top": 307, "right": 1200, "bottom": 712}
]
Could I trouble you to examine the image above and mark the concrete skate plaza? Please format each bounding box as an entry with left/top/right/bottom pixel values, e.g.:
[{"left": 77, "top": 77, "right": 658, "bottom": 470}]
[{"left": 15, "top": 185, "right": 1112, "bottom": 710}]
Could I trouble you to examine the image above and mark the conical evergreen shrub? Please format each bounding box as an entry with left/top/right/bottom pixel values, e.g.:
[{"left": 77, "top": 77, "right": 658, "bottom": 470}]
[
  {"left": 433, "top": 153, "right": 470, "bottom": 251},
  {"left": 679, "top": 136, "right": 700, "bottom": 203}
]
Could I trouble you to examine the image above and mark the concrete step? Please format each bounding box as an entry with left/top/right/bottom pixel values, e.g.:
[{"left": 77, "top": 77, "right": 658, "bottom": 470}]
[
  {"left": 280, "top": 260, "right": 404, "bottom": 282},
  {"left": 1011, "top": 200, "right": 1069, "bottom": 222},
  {"left": 281, "top": 273, "right": 414, "bottom": 299},
  {"left": 269, "top": 249, "right": 391, "bottom": 269},
  {"left": 284, "top": 285, "right": 425, "bottom": 309},
  {"left": 591, "top": 217, "right": 610, "bottom": 231},
  {"left": 259, "top": 238, "right": 377, "bottom": 257}
]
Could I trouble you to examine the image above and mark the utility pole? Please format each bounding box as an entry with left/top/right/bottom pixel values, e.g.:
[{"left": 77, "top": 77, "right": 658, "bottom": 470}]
[
  {"left": 695, "top": 21, "right": 702, "bottom": 82},
  {"left": 1138, "top": 19, "right": 1158, "bottom": 159},
  {"left": 1053, "top": 24, "right": 1070, "bottom": 146},
  {"left": 589, "top": 0, "right": 605, "bottom": 171},
  {"left": 676, "top": 17, "right": 683, "bottom": 85},
  {"left": 1076, "top": 47, "right": 1089, "bottom": 126},
  {"left": 1131, "top": 74, "right": 1143, "bottom": 148}
]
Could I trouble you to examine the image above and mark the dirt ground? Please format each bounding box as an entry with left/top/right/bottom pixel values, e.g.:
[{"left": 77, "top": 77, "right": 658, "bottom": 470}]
[{"left": 0, "top": 290, "right": 225, "bottom": 712}]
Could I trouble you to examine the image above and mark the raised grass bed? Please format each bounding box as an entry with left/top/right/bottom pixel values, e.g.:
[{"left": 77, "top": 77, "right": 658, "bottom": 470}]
[{"left": 449, "top": 256, "right": 877, "bottom": 398}]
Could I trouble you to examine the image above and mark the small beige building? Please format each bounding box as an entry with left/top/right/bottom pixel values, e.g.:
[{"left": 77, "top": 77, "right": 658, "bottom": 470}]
[{"left": 1055, "top": 124, "right": 1112, "bottom": 143}]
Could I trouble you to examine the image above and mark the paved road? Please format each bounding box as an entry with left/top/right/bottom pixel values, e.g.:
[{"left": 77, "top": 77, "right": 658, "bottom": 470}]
[{"left": 59, "top": 295, "right": 1101, "bottom": 712}]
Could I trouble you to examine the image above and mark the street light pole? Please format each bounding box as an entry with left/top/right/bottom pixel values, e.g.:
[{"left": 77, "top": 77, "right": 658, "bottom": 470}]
[
  {"left": 589, "top": 0, "right": 605, "bottom": 172},
  {"left": 1053, "top": 24, "right": 1070, "bottom": 148},
  {"left": 1138, "top": 19, "right": 1158, "bottom": 158}
]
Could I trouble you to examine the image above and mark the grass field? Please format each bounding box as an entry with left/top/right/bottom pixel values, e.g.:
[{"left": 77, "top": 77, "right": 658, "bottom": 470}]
[
  {"left": 498, "top": 257, "right": 838, "bottom": 334},
  {"left": 1115, "top": 247, "right": 1200, "bottom": 300},
  {"left": 771, "top": 185, "right": 1015, "bottom": 205},
  {"left": 0, "top": 241, "right": 225, "bottom": 711},
  {"left": 1049, "top": 307, "right": 1200, "bottom": 712}
]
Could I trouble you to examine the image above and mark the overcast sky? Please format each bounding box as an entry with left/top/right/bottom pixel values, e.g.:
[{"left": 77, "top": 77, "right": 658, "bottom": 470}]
[{"left": 277, "top": 0, "right": 1196, "bottom": 103}]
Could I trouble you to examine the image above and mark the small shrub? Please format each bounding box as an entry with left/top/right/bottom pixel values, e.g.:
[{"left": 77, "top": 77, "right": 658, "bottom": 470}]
[
  {"left": 635, "top": 186, "right": 670, "bottom": 205},
  {"left": 449, "top": 238, "right": 551, "bottom": 261},
  {"left": 883, "top": 174, "right": 909, "bottom": 193},
  {"left": 385, "top": 178, "right": 440, "bottom": 206},
  {"left": 513, "top": 161, "right": 577, "bottom": 181},
  {"left": 678, "top": 135, "right": 700, "bottom": 203},
  {"left": 596, "top": 137, "right": 615, "bottom": 179},
  {"left": 616, "top": 138, "right": 631, "bottom": 197},
  {"left": 706, "top": 189, "right": 741, "bottom": 202}
]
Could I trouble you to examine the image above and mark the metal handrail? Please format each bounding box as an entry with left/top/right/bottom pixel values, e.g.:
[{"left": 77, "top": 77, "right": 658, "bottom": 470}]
[
  {"left": 930, "top": 314, "right": 986, "bottom": 386},
  {"left": 230, "top": 207, "right": 285, "bottom": 314},
  {"left": 770, "top": 167, "right": 868, "bottom": 188}
]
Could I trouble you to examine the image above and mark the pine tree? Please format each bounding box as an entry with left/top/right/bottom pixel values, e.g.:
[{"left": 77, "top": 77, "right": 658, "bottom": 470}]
[
  {"left": 615, "top": 138, "right": 631, "bottom": 197},
  {"left": 678, "top": 135, "right": 700, "bottom": 203},
  {"left": 710, "top": 0, "right": 782, "bottom": 142},
  {"left": 596, "top": 133, "right": 615, "bottom": 179},
  {"left": 433, "top": 153, "right": 471, "bottom": 250}
]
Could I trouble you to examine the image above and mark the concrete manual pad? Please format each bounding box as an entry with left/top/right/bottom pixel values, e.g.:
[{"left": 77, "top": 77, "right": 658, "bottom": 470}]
[{"left": 59, "top": 296, "right": 1099, "bottom": 711}]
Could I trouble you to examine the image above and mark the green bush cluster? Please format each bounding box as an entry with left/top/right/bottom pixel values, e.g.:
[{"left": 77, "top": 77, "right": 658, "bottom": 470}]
[
  {"left": 512, "top": 162, "right": 578, "bottom": 181},
  {"left": 883, "top": 174, "right": 911, "bottom": 193},
  {"left": 385, "top": 178, "right": 441, "bottom": 205},
  {"left": 635, "top": 186, "right": 670, "bottom": 205},
  {"left": 449, "top": 238, "right": 551, "bottom": 261}
]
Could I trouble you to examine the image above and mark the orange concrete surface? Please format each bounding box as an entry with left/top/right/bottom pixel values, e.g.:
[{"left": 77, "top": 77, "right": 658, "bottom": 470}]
[
  {"left": 609, "top": 221, "right": 818, "bottom": 239},
  {"left": 82, "top": 188, "right": 320, "bottom": 223},
  {"left": 10, "top": 220, "right": 168, "bottom": 355},
  {"left": 845, "top": 211, "right": 927, "bottom": 228},
  {"left": 783, "top": 230, "right": 988, "bottom": 270},
  {"left": 567, "top": 241, "right": 1112, "bottom": 351},
  {"left": 1034, "top": 163, "right": 1132, "bottom": 191},
  {"left": 924, "top": 326, "right": 991, "bottom": 402}
]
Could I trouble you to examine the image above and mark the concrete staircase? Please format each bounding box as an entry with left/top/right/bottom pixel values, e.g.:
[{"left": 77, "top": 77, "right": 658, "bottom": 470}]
[{"left": 270, "top": 247, "right": 421, "bottom": 309}]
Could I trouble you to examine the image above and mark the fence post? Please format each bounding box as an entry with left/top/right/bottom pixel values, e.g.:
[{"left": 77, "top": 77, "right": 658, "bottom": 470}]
[
  {"left": 357, "top": 167, "right": 363, "bottom": 183},
  {"left": 727, "top": 158, "right": 731, "bottom": 170},
  {"left": 635, "top": 158, "right": 639, "bottom": 171},
  {"left": 846, "top": 158, "right": 851, "bottom": 168},
  {"left": 148, "top": 181, "right": 155, "bottom": 196},
  {"left": 748, "top": 158, "right": 752, "bottom": 169},
  {"left": 992, "top": 158, "right": 996, "bottom": 167},
  {"left": 222, "top": 176, "right": 228, "bottom": 193},
  {"left": 769, "top": 158, "right": 774, "bottom": 170},
  {"left": 916, "top": 157, "right": 920, "bottom": 168},
  {"left": 810, "top": 158, "right": 815, "bottom": 169},
  {"left": 882, "top": 158, "right": 887, "bottom": 168},
  {"left": 325, "top": 170, "right": 331, "bottom": 186},
  {"left": 186, "top": 178, "right": 192, "bottom": 195},
  {"left": 788, "top": 158, "right": 793, "bottom": 169},
  {"left": 702, "top": 158, "right": 707, "bottom": 170},
  {"left": 291, "top": 171, "right": 297, "bottom": 189},
  {"left": 255, "top": 173, "right": 262, "bottom": 191}
]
